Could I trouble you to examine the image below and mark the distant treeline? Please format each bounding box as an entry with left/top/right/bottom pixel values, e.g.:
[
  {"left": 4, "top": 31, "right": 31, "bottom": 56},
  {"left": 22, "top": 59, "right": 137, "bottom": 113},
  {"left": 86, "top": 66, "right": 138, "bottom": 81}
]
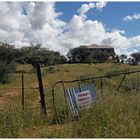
[
  {"left": 0, "top": 41, "right": 140, "bottom": 83},
  {"left": 0, "top": 41, "right": 67, "bottom": 66},
  {"left": 0, "top": 41, "right": 67, "bottom": 83},
  {"left": 1, "top": 41, "right": 140, "bottom": 66}
]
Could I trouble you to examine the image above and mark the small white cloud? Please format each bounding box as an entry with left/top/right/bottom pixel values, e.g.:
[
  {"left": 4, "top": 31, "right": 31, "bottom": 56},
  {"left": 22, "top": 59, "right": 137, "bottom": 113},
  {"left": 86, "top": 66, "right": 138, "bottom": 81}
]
[
  {"left": 77, "top": 3, "right": 95, "bottom": 15},
  {"left": 77, "top": 1, "right": 107, "bottom": 15},
  {"left": 95, "top": 1, "right": 107, "bottom": 10},
  {"left": 123, "top": 13, "right": 140, "bottom": 21}
]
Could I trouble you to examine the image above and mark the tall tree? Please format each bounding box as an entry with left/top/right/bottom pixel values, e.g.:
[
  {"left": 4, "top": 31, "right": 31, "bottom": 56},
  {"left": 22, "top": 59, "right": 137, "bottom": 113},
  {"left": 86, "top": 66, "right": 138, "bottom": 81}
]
[
  {"left": 68, "top": 46, "right": 91, "bottom": 63},
  {"left": 131, "top": 52, "right": 140, "bottom": 63},
  {"left": 17, "top": 43, "right": 67, "bottom": 66},
  {"left": 67, "top": 46, "right": 113, "bottom": 63},
  {"left": 119, "top": 54, "right": 127, "bottom": 63},
  {"left": 0, "top": 41, "right": 16, "bottom": 83}
]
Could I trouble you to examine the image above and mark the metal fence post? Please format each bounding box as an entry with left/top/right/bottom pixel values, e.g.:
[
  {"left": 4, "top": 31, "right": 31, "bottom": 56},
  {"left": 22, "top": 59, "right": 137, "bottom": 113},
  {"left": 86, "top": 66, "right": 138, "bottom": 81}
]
[{"left": 52, "top": 85, "right": 61, "bottom": 124}]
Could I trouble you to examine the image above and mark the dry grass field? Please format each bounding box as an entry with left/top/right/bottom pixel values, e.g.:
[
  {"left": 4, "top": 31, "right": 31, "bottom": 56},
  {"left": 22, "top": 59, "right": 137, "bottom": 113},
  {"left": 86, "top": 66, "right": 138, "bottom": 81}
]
[{"left": 0, "top": 63, "right": 140, "bottom": 138}]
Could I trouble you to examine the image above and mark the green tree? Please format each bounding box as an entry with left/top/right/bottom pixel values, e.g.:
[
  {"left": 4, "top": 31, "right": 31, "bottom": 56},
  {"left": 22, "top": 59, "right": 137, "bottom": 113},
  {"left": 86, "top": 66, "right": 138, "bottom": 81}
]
[
  {"left": 0, "top": 41, "right": 17, "bottom": 83},
  {"left": 0, "top": 41, "right": 17, "bottom": 63},
  {"left": 17, "top": 43, "right": 67, "bottom": 67},
  {"left": 17, "top": 43, "right": 42, "bottom": 66},
  {"left": 119, "top": 54, "right": 127, "bottom": 63},
  {"left": 68, "top": 46, "right": 114, "bottom": 64},
  {"left": 68, "top": 46, "right": 91, "bottom": 63},
  {"left": 131, "top": 52, "right": 140, "bottom": 63}
]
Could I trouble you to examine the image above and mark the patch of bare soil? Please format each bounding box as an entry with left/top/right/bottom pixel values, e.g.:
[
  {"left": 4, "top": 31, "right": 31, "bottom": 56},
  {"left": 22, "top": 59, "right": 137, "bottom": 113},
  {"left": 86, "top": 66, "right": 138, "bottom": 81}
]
[
  {"left": 5, "top": 90, "right": 19, "bottom": 97},
  {"left": 0, "top": 89, "right": 20, "bottom": 109},
  {"left": 0, "top": 95, "right": 8, "bottom": 109},
  {"left": 32, "top": 96, "right": 40, "bottom": 108}
]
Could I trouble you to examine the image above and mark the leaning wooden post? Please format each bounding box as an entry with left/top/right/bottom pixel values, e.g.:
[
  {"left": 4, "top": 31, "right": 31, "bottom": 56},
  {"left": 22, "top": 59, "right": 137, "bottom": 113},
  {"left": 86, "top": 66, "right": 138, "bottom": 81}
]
[
  {"left": 21, "top": 73, "right": 24, "bottom": 110},
  {"left": 35, "top": 63, "right": 47, "bottom": 115}
]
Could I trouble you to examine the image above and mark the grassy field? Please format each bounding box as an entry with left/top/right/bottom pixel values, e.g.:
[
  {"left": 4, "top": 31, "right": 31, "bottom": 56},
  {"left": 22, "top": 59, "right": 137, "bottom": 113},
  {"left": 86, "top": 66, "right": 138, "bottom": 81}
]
[{"left": 0, "top": 63, "right": 140, "bottom": 138}]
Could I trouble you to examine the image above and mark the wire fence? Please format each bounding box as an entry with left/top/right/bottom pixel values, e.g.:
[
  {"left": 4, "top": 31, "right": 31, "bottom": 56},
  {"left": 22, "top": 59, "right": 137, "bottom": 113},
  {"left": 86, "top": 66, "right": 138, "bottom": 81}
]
[
  {"left": 51, "top": 70, "right": 140, "bottom": 123},
  {"left": 0, "top": 69, "right": 140, "bottom": 124}
]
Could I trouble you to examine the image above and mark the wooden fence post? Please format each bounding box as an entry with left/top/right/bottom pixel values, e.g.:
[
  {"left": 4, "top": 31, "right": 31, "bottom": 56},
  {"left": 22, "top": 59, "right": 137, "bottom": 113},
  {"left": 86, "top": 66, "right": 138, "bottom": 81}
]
[
  {"left": 21, "top": 73, "right": 24, "bottom": 110},
  {"left": 35, "top": 63, "right": 47, "bottom": 115}
]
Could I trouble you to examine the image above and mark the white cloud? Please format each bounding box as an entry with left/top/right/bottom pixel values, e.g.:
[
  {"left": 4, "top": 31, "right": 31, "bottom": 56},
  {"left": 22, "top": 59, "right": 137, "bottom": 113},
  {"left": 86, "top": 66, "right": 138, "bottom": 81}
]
[
  {"left": 0, "top": 2, "right": 66, "bottom": 50},
  {"left": 0, "top": 2, "right": 140, "bottom": 56},
  {"left": 77, "top": 3, "right": 95, "bottom": 15},
  {"left": 77, "top": 1, "right": 107, "bottom": 15},
  {"left": 27, "top": 2, "right": 63, "bottom": 30},
  {"left": 95, "top": 1, "right": 107, "bottom": 10},
  {"left": 123, "top": 13, "right": 140, "bottom": 21},
  {"left": 60, "top": 15, "right": 140, "bottom": 55}
]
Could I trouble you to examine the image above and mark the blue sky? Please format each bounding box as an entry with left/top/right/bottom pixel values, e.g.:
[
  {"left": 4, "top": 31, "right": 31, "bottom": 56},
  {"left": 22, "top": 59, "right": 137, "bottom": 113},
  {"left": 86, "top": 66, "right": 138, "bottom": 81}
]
[
  {"left": 56, "top": 2, "right": 140, "bottom": 37},
  {"left": 0, "top": 2, "right": 140, "bottom": 55}
]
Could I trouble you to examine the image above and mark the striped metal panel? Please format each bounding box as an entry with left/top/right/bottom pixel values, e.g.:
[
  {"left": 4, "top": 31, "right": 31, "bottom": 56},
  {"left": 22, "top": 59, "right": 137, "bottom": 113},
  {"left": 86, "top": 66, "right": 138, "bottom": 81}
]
[
  {"left": 65, "top": 84, "right": 96, "bottom": 117},
  {"left": 65, "top": 88, "right": 79, "bottom": 117}
]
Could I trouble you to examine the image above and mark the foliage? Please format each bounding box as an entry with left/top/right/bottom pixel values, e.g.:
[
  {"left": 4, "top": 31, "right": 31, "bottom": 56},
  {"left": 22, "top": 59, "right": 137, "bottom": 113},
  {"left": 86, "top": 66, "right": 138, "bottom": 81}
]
[
  {"left": 67, "top": 46, "right": 113, "bottom": 64},
  {"left": 0, "top": 41, "right": 67, "bottom": 81},
  {"left": 67, "top": 46, "right": 91, "bottom": 63},
  {"left": 119, "top": 54, "right": 127, "bottom": 63},
  {"left": 0, "top": 41, "right": 17, "bottom": 63},
  {"left": 0, "top": 61, "right": 16, "bottom": 84},
  {"left": 131, "top": 52, "right": 140, "bottom": 63},
  {"left": 17, "top": 43, "right": 67, "bottom": 66},
  {"left": 47, "top": 66, "right": 60, "bottom": 74},
  {"left": 0, "top": 42, "right": 17, "bottom": 83}
]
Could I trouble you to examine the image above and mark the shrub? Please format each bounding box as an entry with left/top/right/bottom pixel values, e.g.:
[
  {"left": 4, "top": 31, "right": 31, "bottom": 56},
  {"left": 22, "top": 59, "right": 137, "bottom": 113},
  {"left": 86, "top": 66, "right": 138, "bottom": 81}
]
[
  {"left": 0, "top": 41, "right": 17, "bottom": 84},
  {"left": 47, "top": 66, "right": 60, "bottom": 74},
  {"left": 0, "top": 61, "right": 16, "bottom": 84}
]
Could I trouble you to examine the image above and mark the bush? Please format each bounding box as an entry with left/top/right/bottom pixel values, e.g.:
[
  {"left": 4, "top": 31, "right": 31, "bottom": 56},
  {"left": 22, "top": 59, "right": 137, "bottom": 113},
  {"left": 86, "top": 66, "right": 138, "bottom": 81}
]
[
  {"left": 47, "top": 66, "right": 60, "bottom": 74},
  {"left": 0, "top": 41, "right": 17, "bottom": 84},
  {"left": 0, "top": 61, "right": 16, "bottom": 84}
]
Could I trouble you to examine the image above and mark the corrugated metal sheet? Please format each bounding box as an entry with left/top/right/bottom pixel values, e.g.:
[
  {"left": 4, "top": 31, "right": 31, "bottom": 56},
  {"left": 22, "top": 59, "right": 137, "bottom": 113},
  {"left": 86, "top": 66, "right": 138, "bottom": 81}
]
[{"left": 65, "top": 84, "right": 96, "bottom": 117}]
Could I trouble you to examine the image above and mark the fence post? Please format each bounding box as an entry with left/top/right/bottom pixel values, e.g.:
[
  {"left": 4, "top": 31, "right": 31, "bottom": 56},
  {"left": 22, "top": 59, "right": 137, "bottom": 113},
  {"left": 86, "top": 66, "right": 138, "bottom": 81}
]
[
  {"left": 21, "top": 73, "right": 24, "bottom": 110},
  {"left": 35, "top": 63, "right": 47, "bottom": 115},
  {"left": 62, "top": 80, "right": 69, "bottom": 116},
  {"left": 52, "top": 85, "right": 61, "bottom": 124}
]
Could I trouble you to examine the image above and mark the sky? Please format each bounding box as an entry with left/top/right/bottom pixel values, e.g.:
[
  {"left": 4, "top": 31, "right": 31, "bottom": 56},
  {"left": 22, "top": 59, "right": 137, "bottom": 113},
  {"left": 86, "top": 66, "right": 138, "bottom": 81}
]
[{"left": 0, "top": 2, "right": 140, "bottom": 55}]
